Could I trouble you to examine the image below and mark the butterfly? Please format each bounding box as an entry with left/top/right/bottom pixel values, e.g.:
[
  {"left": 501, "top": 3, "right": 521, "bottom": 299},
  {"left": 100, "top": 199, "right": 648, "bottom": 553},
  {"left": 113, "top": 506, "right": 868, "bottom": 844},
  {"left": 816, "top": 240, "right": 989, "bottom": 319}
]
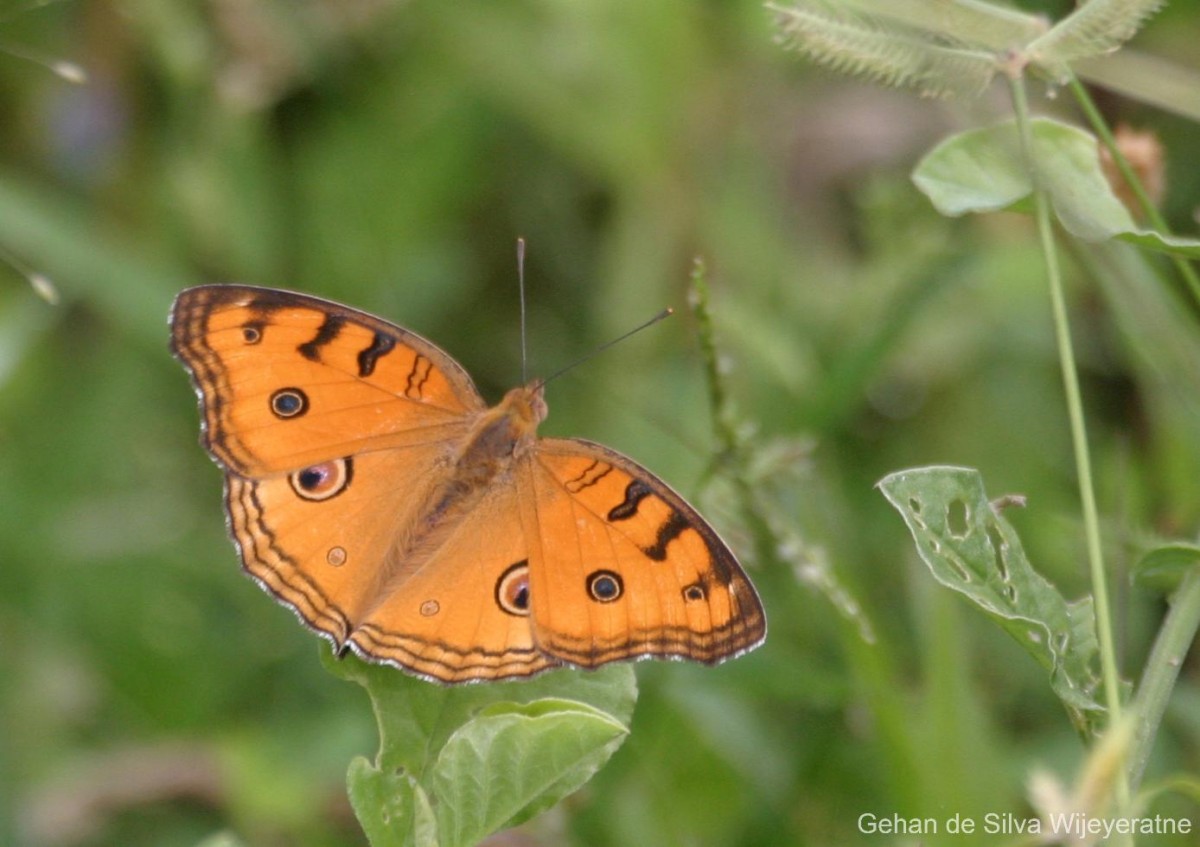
[{"left": 170, "top": 284, "right": 766, "bottom": 683}]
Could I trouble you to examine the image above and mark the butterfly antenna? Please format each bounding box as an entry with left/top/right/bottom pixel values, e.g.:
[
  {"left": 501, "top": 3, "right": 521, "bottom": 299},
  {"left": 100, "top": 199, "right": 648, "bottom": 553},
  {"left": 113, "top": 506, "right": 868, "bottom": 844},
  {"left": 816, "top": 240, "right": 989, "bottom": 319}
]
[
  {"left": 536, "top": 307, "right": 674, "bottom": 389},
  {"left": 517, "top": 237, "right": 528, "bottom": 385}
]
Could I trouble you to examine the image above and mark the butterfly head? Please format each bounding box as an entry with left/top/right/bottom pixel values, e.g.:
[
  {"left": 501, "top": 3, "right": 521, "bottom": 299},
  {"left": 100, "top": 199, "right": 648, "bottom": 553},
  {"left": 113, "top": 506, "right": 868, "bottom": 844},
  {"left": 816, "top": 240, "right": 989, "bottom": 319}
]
[{"left": 501, "top": 382, "right": 548, "bottom": 432}]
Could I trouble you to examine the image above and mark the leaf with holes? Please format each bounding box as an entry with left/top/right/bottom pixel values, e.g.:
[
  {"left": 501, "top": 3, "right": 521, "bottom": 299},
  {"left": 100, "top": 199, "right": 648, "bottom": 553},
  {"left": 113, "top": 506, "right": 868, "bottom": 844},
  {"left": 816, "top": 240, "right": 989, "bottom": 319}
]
[
  {"left": 347, "top": 758, "right": 438, "bottom": 847},
  {"left": 878, "top": 466, "right": 1104, "bottom": 734}
]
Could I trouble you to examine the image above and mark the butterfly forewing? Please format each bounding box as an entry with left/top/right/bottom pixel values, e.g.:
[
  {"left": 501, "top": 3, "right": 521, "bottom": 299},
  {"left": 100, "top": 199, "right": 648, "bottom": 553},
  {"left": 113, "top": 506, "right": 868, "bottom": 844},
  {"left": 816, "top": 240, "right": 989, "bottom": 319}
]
[{"left": 171, "top": 285, "right": 485, "bottom": 476}]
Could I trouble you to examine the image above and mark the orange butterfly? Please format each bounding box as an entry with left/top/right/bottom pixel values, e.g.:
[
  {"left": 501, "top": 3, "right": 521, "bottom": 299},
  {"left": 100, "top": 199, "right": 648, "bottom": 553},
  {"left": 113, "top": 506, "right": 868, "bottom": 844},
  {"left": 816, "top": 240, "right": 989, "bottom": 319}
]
[{"left": 171, "top": 285, "right": 765, "bottom": 683}]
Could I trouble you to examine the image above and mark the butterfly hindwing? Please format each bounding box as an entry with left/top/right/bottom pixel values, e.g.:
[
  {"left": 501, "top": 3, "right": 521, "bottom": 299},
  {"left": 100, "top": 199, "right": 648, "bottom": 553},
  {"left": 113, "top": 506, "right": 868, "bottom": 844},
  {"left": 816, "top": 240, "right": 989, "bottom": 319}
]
[
  {"left": 225, "top": 448, "right": 443, "bottom": 648},
  {"left": 226, "top": 447, "right": 559, "bottom": 683},
  {"left": 349, "top": 479, "right": 561, "bottom": 682}
]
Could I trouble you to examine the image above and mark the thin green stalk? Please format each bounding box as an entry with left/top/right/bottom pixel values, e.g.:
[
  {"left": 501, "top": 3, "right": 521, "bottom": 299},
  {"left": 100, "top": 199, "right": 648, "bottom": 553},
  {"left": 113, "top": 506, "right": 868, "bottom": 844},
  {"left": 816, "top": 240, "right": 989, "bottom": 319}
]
[
  {"left": 688, "top": 261, "right": 926, "bottom": 817},
  {"left": 688, "top": 257, "right": 784, "bottom": 573},
  {"left": 688, "top": 257, "right": 740, "bottom": 461},
  {"left": 1127, "top": 567, "right": 1200, "bottom": 790},
  {"left": 1007, "top": 71, "right": 1130, "bottom": 816},
  {"left": 1067, "top": 75, "right": 1200, "bottom": 308}
]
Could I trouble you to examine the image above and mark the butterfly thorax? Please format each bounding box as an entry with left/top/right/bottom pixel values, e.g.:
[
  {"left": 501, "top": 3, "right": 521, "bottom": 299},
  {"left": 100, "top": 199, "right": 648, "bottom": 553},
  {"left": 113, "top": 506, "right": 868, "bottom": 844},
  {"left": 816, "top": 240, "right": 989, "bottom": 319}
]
[
  {"left": 413, "top": 384, "right": 547, "bottom": 534},
  {"left": 451, "top": 383, "right": 547, "bottom": 488}
]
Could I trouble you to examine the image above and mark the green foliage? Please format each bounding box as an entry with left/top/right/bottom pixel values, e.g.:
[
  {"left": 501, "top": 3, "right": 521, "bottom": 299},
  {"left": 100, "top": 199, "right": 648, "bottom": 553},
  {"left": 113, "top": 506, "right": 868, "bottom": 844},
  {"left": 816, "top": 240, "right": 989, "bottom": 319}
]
[
  {"left": 879, "top": 466, "right": 1104, "bottom": 734},
  {"left": 1135, "top": 543, "right": 1200, "bottom": 592},
  {"left": 912, "top": 118, "right": 1200, "bottom": 255},
  {"left": 325, "top": 650, "right": 633, "bottom": 847},
  {"left": 3, "top": 1, "right": 1200, "bottom": 845},
  {"left": 770, "top": 0, "right": 1169, "bottom": 96},
  {"left": 1026, "top": 0, "right": 1168, "bottom": 81},
  {"left": 768, "top": 1, "right": 998, "bottom": 99}
]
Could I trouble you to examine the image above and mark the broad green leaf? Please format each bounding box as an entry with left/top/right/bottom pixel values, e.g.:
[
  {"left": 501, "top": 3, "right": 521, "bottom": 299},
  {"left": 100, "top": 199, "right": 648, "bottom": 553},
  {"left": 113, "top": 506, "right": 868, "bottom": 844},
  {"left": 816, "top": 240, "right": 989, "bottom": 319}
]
[
  {"left": 912, "top": 118, "right": 1200, "bottom": 258},
  {"left": 348, "top": 756, "right": 438, "bottom": 847},
  {"left": 324, "top": 649, "right": 635, "bottom": 775},
  {"left": 878, "top": 466, "right": 1104, "bottom": 734},
  {"left": 433, "top": 699, "right": 629, "bottom": 847},
  {"left": 1135, "top": 543, "right": 1200, "bottom": 592},
  {"left": 324, "top": 648, "right": 636, "bottom": 846}
]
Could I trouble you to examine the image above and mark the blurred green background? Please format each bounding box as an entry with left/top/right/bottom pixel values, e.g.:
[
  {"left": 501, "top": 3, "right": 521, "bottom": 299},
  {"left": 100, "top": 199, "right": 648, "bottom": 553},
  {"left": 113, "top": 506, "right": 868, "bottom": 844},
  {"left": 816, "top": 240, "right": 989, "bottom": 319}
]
[{"left": 2, "top": 1, "right": 1200, "bottom": 845}]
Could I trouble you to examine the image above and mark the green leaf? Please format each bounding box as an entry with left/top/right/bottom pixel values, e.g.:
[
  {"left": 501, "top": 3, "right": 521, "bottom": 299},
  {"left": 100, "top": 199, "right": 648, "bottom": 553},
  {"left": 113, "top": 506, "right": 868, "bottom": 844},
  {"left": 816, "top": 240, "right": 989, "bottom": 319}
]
[
  {"left": 878, "top": 466, "right": 1104, "bottom": 734},
  {"left": 324, "top": 648, "right": 636, "bottom": 847},
  {"left": 912, "top": 118, "right": 1200, "bottom": 258},
  {"left": 347, "top": 756, "right": 438, "bottom": 847},
  {"left": 1135, "top": 543, "right": 1200, "bottom": 592},
  {"left": 433, "top": 699, "right": 629, "bottom": 847}
]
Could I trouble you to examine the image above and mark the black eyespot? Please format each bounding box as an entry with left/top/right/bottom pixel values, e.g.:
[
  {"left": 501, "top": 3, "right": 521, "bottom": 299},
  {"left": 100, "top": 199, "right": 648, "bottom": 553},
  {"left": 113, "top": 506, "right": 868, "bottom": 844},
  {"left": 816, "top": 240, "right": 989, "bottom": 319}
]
[
  {"left": 496, "top": 561, "right": 531, "bottom": 617},
  {"left": 270, "top": 387, "right": 308, "bottom": 419},
  {"left": 683, "top": 583, "right": 706, "bottom": 602},
  {"left": 587, "top": 570, "right": 623, "bottom": 603},
  {"left": 241, "top": 322, "right": 264, "bottom": 344},
  {"left": 288, "top": 457, "right": 352, "bottom": 501}
]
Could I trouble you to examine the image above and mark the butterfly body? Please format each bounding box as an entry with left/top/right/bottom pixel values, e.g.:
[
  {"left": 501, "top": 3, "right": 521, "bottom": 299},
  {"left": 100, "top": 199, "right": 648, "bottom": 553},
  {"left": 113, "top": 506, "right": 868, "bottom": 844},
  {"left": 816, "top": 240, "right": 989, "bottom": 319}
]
[
  {"left": 171, "top": 284, "right": 765, "bottom": 683},
  {"left": 448, "top": 384, "right": 546, "bottom": 496}
]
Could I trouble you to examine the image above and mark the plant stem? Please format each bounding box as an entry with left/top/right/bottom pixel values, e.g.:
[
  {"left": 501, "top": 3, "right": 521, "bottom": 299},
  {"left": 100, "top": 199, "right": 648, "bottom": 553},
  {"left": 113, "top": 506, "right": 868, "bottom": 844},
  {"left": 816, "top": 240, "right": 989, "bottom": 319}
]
[
  {"left": 1067, "top": 75, "right": 1200, "bottom": 308},
  {"left": 1127, "top": 567, "right": 1200, "bottom": 790},
  {"left": 1007, "top": 77, "right": 1131, "bottom": 823},
  {"left": 1008, "top": 76, "right": 1122, "bottom": 726},
  {"left": 688, "top": 258, "right": 780, "bottom": 567},
  {"left": 688, "top": 258, "right": 739, "bottom": 459},
  {"left": 689, "top": 256, "right": 775, "bottom": 555}
]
